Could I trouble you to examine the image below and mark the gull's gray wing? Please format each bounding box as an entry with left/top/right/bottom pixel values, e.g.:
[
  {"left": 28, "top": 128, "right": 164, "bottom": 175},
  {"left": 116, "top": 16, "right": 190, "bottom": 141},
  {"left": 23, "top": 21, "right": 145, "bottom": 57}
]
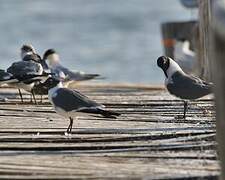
[
  {"left": 0, "top": 69, "right": 18, "bottom": 84},
  {"left": 167, "top": 71, "right": 213, "bottom": 99},
  {"left": 7, "top": 61, "right": 43, "bottom": 78},
  {"left": 0, "top": 70, "right": 13, "bottom": 81},
  {"left": 52, "top": 88, "right": 102, "bottom": 112},
  {"left": 52, "top": 64, "right": 100, "bottom": 81}
]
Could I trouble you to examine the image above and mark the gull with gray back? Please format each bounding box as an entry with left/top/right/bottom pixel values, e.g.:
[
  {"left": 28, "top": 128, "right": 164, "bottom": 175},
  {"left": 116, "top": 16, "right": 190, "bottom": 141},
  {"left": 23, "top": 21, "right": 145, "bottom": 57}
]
[
  {"left": 6, "top": 44, "right": 49, "bottom": 103},
  {"left": 45, "top": 77, "right": 120, "bottom": 134},
  {"left": 157, "top": 56, "right": 213, "bottom": 118}
]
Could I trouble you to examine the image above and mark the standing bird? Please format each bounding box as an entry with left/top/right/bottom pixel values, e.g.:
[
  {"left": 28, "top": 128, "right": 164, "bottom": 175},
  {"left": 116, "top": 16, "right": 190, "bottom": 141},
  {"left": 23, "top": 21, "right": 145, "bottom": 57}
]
[
  {"left": 42, "top": 49, "right": 100, "bottom": 86},
  {"left": 45, "top": 77, "right": 120, "bottom": 134},
  {"left": 7, "top": 44, "right": 48, "bottom": 103},
  {"left": 157, "top": 56, "right": 213, "bottom": 119}
]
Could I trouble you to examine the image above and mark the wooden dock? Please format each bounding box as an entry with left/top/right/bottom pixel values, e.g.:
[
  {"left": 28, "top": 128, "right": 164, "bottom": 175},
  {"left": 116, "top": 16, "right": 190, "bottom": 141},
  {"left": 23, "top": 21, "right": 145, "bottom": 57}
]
[{"left": 0, "top": 84, "right": 219, "bottom": 179}]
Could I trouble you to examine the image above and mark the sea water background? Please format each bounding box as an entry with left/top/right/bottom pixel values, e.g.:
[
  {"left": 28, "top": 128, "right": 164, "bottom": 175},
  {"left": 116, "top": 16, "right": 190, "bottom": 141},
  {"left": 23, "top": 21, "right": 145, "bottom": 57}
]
[{"left": 0, "top": 0, "right": 197, "bottom": 84}]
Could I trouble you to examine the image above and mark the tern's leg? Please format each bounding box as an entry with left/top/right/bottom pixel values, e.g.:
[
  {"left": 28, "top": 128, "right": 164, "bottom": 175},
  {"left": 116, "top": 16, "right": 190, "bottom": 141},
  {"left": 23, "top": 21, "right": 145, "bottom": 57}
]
[
  {"left": 31, "top": 90, "right": 37, "bottom": 105},
  {"left": 18, "top": 89, "right": 23, "bottom": 103},
  {"left": 40, "top": 95, "right": 43, "bottom": 103},
  {"left": 67, "top": 117, "right": 74, "bottom": 134},
  {"left": 183, "top": 101, "right": 188, "bottom": 119},
  {"left": 30, "top": 94, "right": 33, "bottom": 103}
]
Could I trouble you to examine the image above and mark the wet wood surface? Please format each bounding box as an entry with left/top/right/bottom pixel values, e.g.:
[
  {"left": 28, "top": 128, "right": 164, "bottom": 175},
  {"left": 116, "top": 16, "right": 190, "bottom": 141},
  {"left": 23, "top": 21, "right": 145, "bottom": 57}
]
[{"left": 0, "top": 84, "right": 219, "bottom": 179}]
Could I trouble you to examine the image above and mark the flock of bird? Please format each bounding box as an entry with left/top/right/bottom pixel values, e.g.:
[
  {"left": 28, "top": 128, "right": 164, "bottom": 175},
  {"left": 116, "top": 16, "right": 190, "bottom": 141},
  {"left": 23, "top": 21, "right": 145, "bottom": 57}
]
[{"left": 0, "top": 44, "right": 213, "bottom": 134}]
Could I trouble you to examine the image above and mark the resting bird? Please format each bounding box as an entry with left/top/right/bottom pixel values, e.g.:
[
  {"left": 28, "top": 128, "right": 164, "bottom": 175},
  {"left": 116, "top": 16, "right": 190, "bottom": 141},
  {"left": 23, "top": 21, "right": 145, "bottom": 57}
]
[
  {"left": 7, "top": 44, "right": 49, "bottom": 103},
  {"left": 45, "top": 77, "right": 120, "bottom": 133},
  {"left": 157, "top": 56, "right": 213, "bottom": 119},
  {"left": 42, "top": 49, "right": 100, "bottom": 86}
]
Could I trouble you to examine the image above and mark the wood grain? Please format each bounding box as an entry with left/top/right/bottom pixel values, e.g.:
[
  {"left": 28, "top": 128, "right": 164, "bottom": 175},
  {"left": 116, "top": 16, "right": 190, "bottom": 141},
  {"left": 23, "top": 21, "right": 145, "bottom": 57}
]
[{"left": 0, "top": 85, "right": 218, "bottom": 179}]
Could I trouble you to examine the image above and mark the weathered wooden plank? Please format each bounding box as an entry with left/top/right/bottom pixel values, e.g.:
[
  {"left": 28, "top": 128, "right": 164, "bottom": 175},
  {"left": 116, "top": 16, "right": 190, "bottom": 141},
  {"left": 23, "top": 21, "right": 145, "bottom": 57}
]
[
  {"left": 0, "top": 86, "right": 217, "bottom": 179},
  {"left": 0, "top": 155, "right": 219, "bottom": 179}
]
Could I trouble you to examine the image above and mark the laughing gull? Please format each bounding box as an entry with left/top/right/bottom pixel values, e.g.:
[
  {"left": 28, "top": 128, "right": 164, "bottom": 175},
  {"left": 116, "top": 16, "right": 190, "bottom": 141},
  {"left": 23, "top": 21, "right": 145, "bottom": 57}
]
[
  {"left": 42, "top": 49, "right": 100, "bottom": 86},
  {"left": 157, "top": 56, "right": 213, "bottom": 119},
  {"left": 45, "top": 77, "right": 120, "bottom": 133},
  {"left": 7, "top": 44, "right": 49, "bottom": 103}
]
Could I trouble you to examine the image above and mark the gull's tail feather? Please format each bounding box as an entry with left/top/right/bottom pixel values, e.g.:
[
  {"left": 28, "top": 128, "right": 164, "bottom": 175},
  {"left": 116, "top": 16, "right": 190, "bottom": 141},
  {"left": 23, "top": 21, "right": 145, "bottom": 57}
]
[
  {"left": 78, "top": 73, "right": 100, "bottom": 81},
  {"left": 205, "top": 82, "right": 214, "bottom": 92},
  {"left": 98, "top": 108, "right": 121, "bottom": 118},
  {"left": 78, "top": 108, "right": 121, "bottom": 118},
  {"left": 200, "top": 80, "right": 214, "bottom": 96},
  {"left": 66, "top": 73, "right": 101, "bottom": 81}
]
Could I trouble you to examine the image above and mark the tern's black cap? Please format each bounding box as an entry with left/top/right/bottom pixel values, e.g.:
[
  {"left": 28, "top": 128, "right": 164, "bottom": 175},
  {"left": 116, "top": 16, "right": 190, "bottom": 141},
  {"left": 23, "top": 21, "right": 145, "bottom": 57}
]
[{"left": 43, "top": 49, "right": 56, "bottom": 60}]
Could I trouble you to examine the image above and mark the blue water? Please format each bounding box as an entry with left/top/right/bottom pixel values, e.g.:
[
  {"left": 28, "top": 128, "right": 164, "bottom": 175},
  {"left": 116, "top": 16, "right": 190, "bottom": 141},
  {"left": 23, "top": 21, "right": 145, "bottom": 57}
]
[{"left": 0, "top": 0, "right": 197, "bottom": 84}]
